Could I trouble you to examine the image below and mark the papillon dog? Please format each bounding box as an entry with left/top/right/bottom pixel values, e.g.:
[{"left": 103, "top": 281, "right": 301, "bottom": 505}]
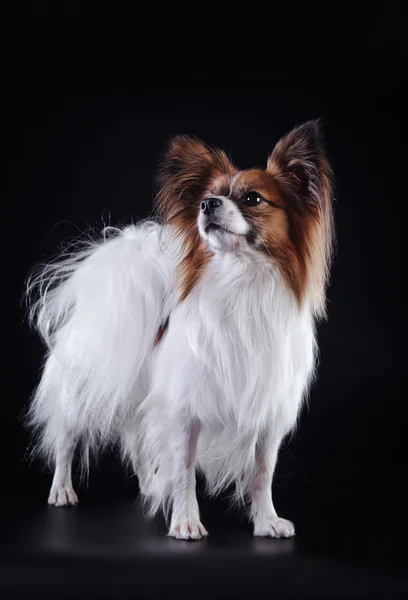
[{"left": 26, "top": 120, "right": 334, "bottom": 539}]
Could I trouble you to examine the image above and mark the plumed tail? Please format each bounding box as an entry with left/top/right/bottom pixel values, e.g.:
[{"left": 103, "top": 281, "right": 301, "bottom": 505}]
[{"left": 25, "top": 221, "right": 177, "bottom": 469}]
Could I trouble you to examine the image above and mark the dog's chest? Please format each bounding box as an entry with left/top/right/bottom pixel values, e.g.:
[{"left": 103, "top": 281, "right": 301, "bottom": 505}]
[
  {"left": 153, "top": 254, "right": 314, "bottom": 426},
  {"left": 187, "top": 255, "right": 296, "bottom": 350}
]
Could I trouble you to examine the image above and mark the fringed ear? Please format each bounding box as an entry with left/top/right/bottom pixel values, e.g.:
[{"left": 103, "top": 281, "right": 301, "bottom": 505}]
[
  {"left": 154, "top": 136, "right": 236, "bottom": 302},
  {"left": 155, "top": 135, "right": 235, "bottom": 222},
  {"left": 268, "top": 120, "right": 335, "bottom": 319},
  {"left": 267, "top": 120, "right": 330, "bottom": 211}
]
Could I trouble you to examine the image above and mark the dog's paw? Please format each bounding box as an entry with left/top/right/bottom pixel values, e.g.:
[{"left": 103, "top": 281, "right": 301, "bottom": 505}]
[
  {"left": 168, "top": 518, "right": 208, "bottom": 540},
  {"left": 253, "top": 516, "right": 295, "bottom": 538},
  {"left": 48, "top": 485, "right": 78, "bottom": 507}
]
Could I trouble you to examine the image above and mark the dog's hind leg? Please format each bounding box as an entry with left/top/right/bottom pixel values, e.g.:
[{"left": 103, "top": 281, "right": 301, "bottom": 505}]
[{"left": 48, "top": 427, "right": 78, "bottom": 507}]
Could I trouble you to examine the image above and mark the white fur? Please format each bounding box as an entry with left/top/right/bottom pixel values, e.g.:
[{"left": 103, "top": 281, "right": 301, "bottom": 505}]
[
  {"left": 27, "top": 217, "right": 317, "bottom": 539},
  {"left": 130, "top": 245, "right": 315, "bottom": 527},
  {"left": 27, "top": 221, "right": 180, "bottom": 470}
]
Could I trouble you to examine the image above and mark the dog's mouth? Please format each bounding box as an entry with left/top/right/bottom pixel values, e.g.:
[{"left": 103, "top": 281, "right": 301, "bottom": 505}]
[{"left": 204, "top": 222, "right": 239, "bottom": 236}]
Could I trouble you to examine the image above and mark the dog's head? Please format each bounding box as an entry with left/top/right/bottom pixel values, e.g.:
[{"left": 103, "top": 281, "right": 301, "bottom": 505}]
[{"left": 155, "top": 121, "right": 334, "bottom": 316}]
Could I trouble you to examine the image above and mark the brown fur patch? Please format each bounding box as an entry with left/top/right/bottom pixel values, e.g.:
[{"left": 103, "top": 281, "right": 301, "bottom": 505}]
[{"left": 266, "top": 121, "right": 334, "bottom": 316}]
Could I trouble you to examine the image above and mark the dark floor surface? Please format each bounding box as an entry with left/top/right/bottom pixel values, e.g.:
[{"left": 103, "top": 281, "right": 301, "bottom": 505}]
[
  {"left": 1, "top": 377, "right": 407, "bottom": 599},
  {"left": 1, "top": 467, "right": 407, "bottom": 600}
]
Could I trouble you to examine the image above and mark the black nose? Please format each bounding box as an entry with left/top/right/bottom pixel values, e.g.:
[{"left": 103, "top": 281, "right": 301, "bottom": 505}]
[{"left": 201, "top": 197, "right": 223, "bottom": 215}]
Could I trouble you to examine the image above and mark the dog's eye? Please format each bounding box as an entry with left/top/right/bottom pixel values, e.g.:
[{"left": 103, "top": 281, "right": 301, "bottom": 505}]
[{"left": 242, "top": 192, "right": 263, "bottom": 206}]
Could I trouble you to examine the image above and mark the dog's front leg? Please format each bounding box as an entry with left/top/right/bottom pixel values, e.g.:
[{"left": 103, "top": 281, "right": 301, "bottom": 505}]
[
  {"left": 168, "top": 420, "right": 208, "bottom": 540},
  {"left": 251, "top": 431, "right": 295, "bottom": 538}
]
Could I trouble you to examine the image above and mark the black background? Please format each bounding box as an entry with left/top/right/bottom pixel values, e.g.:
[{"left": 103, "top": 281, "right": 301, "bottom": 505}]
[{"left": 1, "top": 6, "right": 407, "bottom": 599}]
